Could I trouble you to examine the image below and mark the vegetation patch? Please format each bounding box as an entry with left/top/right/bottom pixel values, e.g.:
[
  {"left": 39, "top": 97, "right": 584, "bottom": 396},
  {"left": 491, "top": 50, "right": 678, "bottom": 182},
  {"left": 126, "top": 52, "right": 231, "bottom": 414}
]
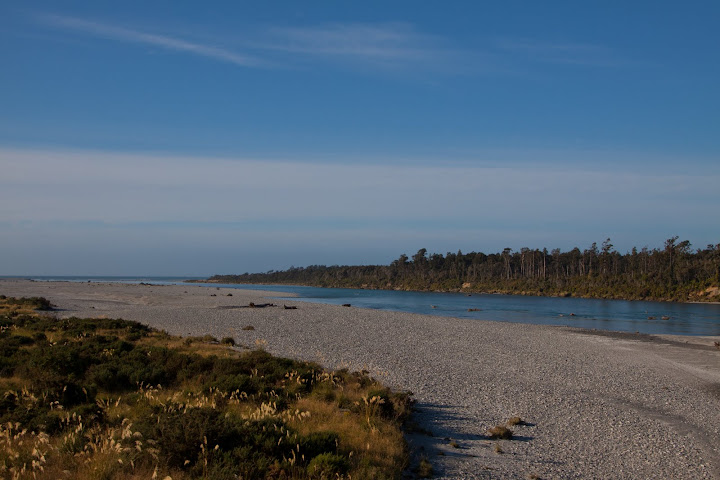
[
  {"left": 487, "top": 425, "right": 513, "bottom": 440},
  {"left": 0, "top": 297, "right": 411, "bottom": 479},
  {"left": 415, "top": 456, "right": 433, "bottom": 478},
  {"left": 200, "top": 238, "right": 720, "bottom": 302},
  {"left": 0, "top": 296, "right": 53, "bottom": 316},
  {"left": 507, "top": 416, "right": 524, "bottom": 426}
]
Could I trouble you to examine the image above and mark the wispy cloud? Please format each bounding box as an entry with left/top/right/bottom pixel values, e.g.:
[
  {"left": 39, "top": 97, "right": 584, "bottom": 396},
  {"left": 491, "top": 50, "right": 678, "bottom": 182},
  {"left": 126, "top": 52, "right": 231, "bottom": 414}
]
[
  {"left": 495, "top": 37, "right": 621, "bottom": 67},
  {"left": 260, "top": 22, "right": 495, "bottom": 75},
  {"left": 35, "top": 13, "right": 473, "bottom": 74},
  {"left": 262, "top": 22, "right": 447, "bottom": 64},
  {"left": 32, "top": 12, "right": 623, "bottom": 75},
  {"left": 37, "top": 13, "right": 263, "bottom": 67}
]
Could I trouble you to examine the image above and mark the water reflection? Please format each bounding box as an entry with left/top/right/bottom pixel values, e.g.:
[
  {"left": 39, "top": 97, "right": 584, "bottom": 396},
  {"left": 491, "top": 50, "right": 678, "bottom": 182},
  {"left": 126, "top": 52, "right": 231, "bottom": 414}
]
[
  {"left": 204, "top": 283, "right": 720, "bottom": 336},
  {"left": 25, "top": 277, "right": 718, "bottom": 336}
]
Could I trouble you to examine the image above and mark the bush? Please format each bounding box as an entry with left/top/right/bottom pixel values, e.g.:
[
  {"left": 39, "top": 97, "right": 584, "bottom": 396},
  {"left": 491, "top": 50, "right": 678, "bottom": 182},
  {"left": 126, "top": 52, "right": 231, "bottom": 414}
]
[
  {"left": 307, "top": 453, "right": 350, "bottom": 478},
  {"left": 208, "top": 373, "right": 261, "bottom": 395},
  {"left": 2, "top": 296, "right": 54, "bottom": 310},
  {"left": 0, "top": 312, "right": 409, "bottom": 479},
  {"left": 298, "top": 431, "right": 339, "bottom": 459},
  {"left": 487, "top": 425, "right": 513, "bottom": 439},
  {"left": 135, "top": 408, "right": 296, "bottom": 477},
  {"left": 134, "top": 407, "right": 230, "bottom": 469}
]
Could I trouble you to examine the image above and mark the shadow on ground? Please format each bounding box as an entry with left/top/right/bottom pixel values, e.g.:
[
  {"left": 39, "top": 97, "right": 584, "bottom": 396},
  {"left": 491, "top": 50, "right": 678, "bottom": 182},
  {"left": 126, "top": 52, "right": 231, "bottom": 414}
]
[{"left": 404, "top": 403, "right": 535, "bottom": 478}]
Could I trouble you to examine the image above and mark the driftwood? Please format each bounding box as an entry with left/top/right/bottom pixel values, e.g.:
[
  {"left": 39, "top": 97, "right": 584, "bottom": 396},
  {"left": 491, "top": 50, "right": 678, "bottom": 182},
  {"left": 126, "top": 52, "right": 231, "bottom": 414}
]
[
  {"left": 216, "top": 302, "right": 277, "bottom": 309},
  {"left": 283, "top": 305, "right": 297, "bottom": 310},
  {"left": 342, "top": 304, "right": 352, "bottom": 307},
  {"left": 246, "top": 302, "right": 275, "bottom": 308}
]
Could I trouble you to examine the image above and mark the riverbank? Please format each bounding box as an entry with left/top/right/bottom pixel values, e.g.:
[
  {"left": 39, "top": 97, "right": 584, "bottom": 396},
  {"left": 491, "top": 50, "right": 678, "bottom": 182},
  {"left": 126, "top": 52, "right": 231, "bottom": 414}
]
[
  {"left": 190, "top": 277, "right": 720, "bottom": 304},
  {"left": 2, "top": 279, "right": 720, "bottom": 479}
]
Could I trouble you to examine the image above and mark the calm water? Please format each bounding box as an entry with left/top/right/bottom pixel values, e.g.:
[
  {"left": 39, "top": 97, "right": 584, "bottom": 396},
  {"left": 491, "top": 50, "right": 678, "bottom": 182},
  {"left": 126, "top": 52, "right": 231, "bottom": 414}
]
[{"left": 12, "top": 276, "right": 720, "bottom": 336}]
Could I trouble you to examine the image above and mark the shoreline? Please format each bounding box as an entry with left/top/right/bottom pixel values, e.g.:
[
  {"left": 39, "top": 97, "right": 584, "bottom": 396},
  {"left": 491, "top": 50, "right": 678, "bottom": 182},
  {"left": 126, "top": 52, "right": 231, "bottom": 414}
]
[
  {"left": 7, "top": 277, "right": 719, "bottom": 342},
  {"left": 19, "top": 278, "right": 720, "bottom": 338},
  {"left": 187, "top": 278, "right": 720, "bottom": 305},
  {"left": 2, "top": 279, "right": 720, "bottom": 479},
  {"left": 10, "top": 275, "right": 720, "bottom": 305}
]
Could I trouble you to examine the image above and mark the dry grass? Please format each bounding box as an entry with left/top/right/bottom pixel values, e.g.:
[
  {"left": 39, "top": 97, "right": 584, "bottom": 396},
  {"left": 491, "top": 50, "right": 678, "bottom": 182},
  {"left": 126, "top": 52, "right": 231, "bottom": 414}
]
[
  {"left": 0, "top": 296, "right": 52, "bottom": 314},
  {"left": 135, "top": 332, "right": 242, "bottom": 358},
  {"left": 487, "top": 425, "right": 513, "bottom": 440},
  {"left": 0, "top": 377, "right": 26, "bottom": 392},
  {"left": 288, "top": 394, "right": 407, "bottom": 478},
  {"left": 0, "top": 304, "right": 36, "bottom": 318},
  {"left": 507, "top": 416, "right": 523, "bottom": 426},
  {"left": 0, "top": 303, "right": 410, "bottom": 479},
  {"left": 415, "top": 456, "right": 433, "bottom": 478}
]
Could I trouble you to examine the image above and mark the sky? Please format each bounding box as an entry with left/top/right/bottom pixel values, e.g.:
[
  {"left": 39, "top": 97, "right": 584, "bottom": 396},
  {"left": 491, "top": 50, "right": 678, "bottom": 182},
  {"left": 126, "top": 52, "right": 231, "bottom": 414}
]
[{"left": 1, "top": 1, "right": 719, "bottom": 276}]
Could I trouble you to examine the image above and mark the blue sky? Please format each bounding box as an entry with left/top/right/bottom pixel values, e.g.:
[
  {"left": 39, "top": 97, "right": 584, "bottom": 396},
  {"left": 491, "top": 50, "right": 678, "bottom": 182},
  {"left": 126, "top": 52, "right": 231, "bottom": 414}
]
[{"left": 1, "top": 1, "right": 719, "bottom": 275}]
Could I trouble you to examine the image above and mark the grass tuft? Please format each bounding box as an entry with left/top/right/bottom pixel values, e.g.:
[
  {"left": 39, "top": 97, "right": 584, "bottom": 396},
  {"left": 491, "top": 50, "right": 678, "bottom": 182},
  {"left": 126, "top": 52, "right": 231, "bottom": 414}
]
[
  {"left": 487, "top": 425, "right": 513, "bottom": 440},
  {"left": 507, "top": 416, "right": 523, "bottom": 426},
  {"left": 415, "top": 456, "right": 433, "bottom": 478}
]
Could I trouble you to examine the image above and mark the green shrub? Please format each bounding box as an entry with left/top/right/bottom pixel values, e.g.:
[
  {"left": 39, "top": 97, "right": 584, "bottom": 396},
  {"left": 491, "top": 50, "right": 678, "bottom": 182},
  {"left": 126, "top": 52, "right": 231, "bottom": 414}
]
[
  {"left": 307, "top": 453, "right": 350, "bottom": 478},
  {"left": 0, "top": 312, "right": 409, "bottom": 479},
  {"left": 208, "top": 373, "right": 261, "bottom": 395},
  {"left": 298, "top": 431, "right": 339, "bottom": 459},
  {"left": 32, "top": 332, "right": 47, "bottom": 342},
  {"left": 133, "top": 407, "right": 297, "bottom": 475},
  {"left": 2, "top": 296, "right": 54, "bottom": 310}
]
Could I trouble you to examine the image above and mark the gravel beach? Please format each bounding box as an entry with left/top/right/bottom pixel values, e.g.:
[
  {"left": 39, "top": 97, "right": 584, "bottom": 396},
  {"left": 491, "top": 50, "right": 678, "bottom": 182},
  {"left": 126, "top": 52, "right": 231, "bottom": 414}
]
[{"left": 2, "top": 279, "right": 719, "bottom": 479}]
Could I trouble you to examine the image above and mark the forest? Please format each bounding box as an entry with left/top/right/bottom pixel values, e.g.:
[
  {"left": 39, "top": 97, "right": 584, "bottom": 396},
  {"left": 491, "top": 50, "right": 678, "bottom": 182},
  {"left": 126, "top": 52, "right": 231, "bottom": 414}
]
[{"left": 206, "top": 237, "right": 720, "bottom": 302}]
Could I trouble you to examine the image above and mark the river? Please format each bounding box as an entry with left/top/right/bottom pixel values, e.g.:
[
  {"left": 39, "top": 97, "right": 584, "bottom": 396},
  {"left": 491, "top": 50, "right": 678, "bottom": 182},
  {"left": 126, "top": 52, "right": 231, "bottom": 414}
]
[{"left": 17, "top": 276, "right": 720, "bottom": 336}]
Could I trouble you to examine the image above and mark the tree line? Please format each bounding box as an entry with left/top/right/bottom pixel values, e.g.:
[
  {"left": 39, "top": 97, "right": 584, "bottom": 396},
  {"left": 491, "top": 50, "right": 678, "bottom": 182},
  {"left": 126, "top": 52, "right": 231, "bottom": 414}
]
[{"left": 205, "top": 237, "right": 720, "bottom": 302}]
